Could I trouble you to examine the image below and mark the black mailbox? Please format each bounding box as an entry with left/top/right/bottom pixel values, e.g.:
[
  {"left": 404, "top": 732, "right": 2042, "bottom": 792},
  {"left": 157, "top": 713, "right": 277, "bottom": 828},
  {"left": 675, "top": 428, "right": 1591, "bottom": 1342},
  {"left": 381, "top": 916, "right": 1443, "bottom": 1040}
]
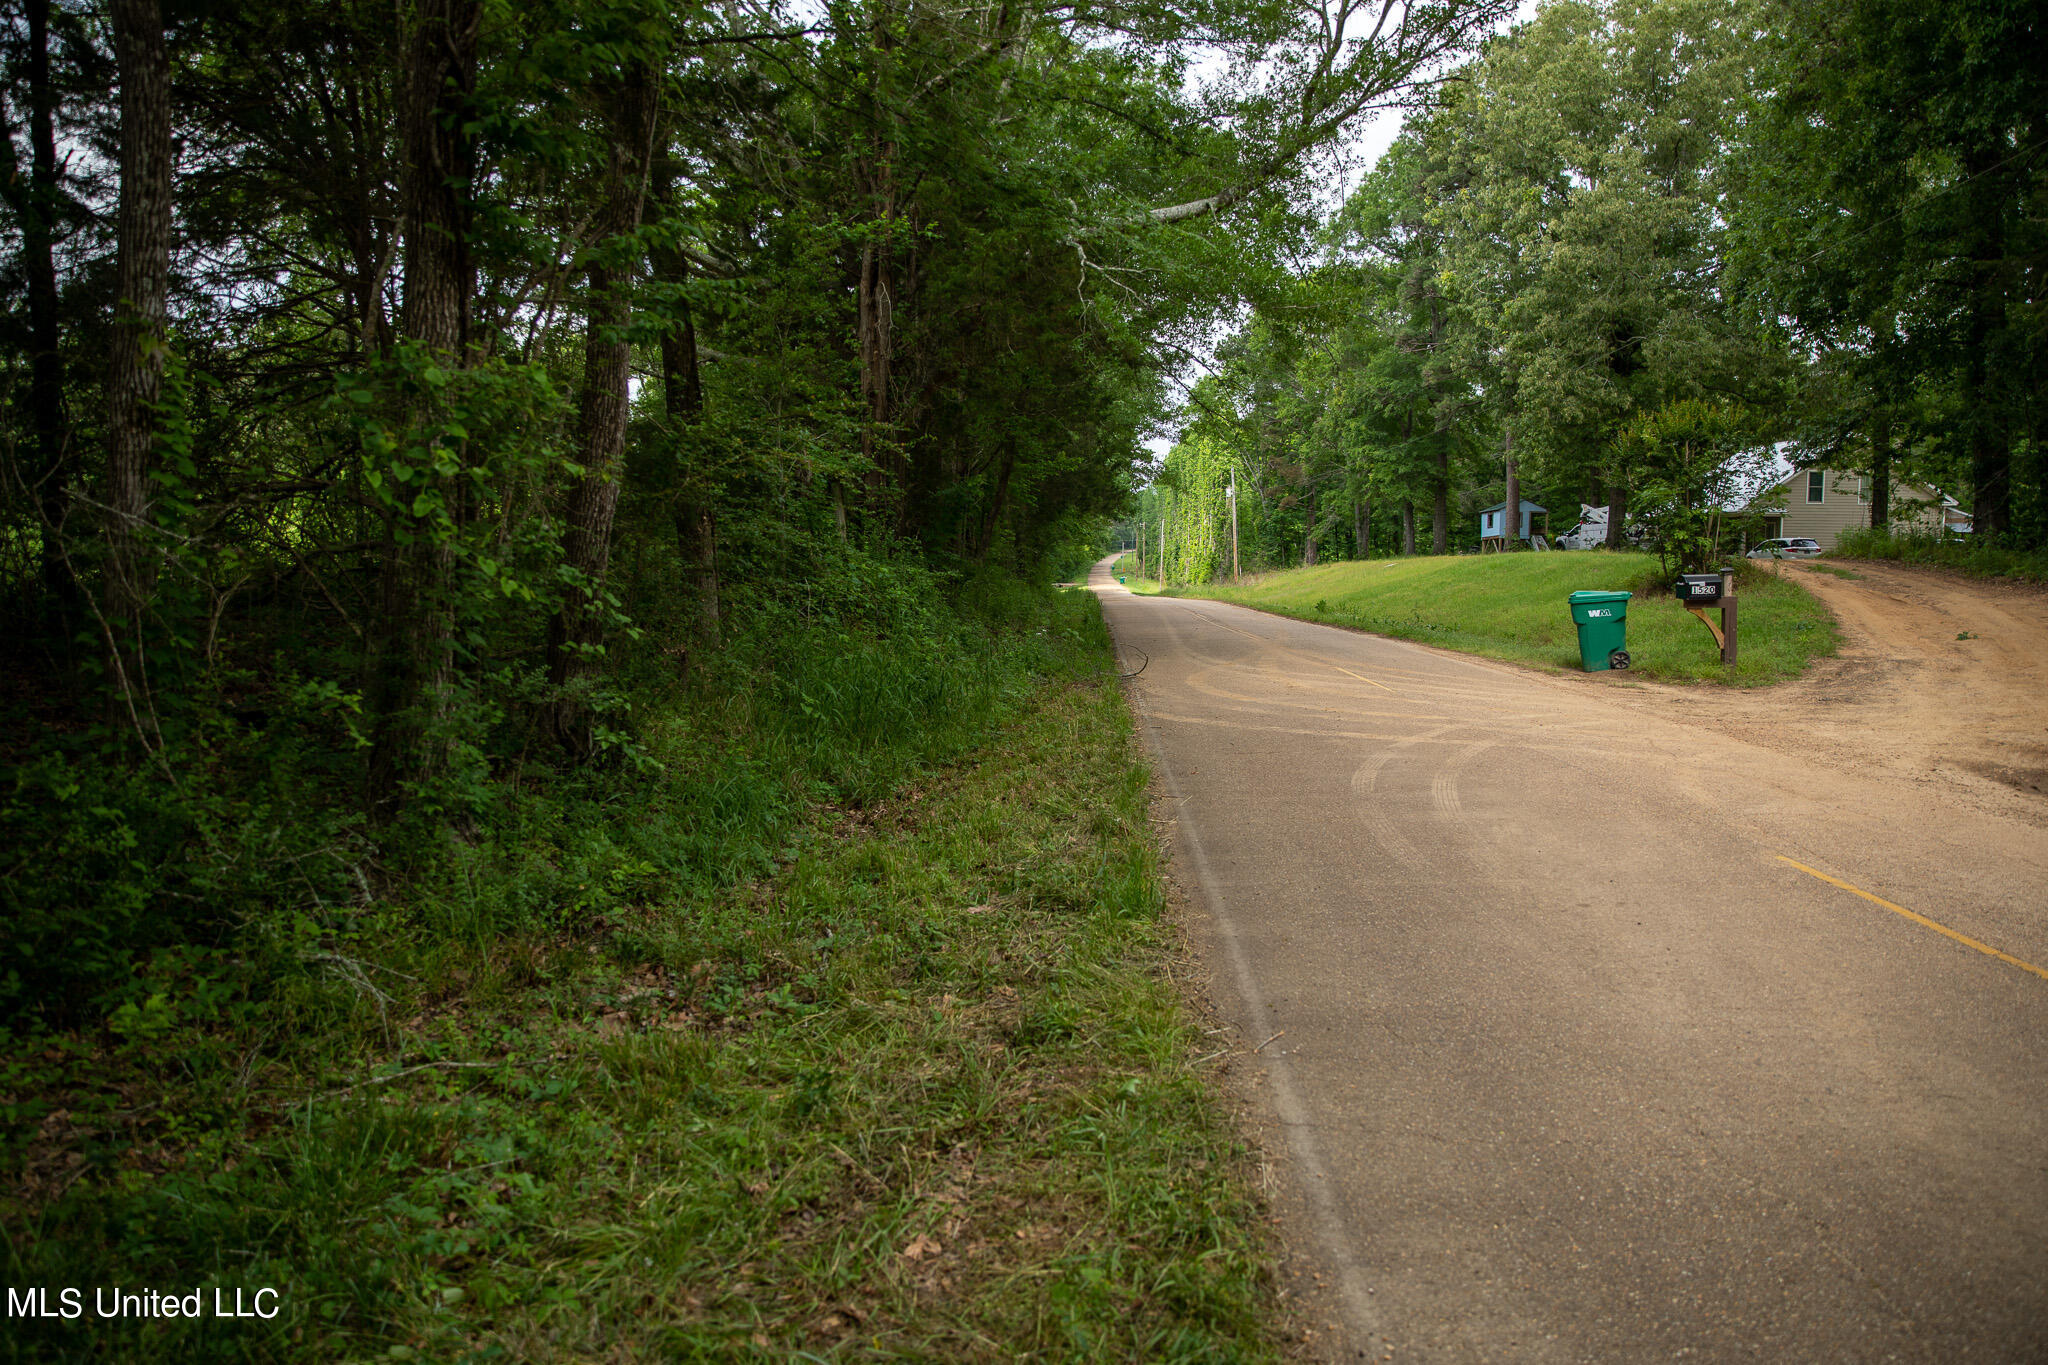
[{"left": 1674, "top": 573, "right": 1724, "bottom": 603}]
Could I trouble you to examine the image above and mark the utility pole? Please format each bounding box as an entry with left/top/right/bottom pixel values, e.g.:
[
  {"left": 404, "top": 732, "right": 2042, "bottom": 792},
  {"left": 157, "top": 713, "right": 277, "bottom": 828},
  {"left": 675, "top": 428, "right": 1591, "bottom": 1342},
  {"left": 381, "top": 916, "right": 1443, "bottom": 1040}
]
[{"left": 1228, "top": 477, "right": 1240, "bottom": 581}]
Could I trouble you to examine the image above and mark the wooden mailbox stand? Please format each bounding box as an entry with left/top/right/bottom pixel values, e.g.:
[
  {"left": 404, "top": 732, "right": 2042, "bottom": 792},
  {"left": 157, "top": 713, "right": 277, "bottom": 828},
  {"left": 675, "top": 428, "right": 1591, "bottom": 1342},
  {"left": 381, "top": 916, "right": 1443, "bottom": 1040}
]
[{"left": 1682, "top": 568, "right": 1738, "bottom": 666}]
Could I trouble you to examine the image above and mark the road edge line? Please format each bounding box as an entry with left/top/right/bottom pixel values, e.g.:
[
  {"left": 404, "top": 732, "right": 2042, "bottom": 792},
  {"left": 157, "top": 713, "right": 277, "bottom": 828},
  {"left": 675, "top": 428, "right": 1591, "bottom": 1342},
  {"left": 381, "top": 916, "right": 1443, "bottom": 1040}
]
[{"left": 1102, "top": 588, "right": 1390, "bottom": 1353}]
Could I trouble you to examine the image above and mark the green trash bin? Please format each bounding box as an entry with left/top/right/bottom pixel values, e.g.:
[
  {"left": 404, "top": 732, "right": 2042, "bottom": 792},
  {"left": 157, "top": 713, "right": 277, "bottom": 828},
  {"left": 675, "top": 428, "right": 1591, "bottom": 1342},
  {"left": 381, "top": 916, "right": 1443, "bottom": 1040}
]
[{"left": 1567, "top": 590, "right": 1633, "bottom": 671}]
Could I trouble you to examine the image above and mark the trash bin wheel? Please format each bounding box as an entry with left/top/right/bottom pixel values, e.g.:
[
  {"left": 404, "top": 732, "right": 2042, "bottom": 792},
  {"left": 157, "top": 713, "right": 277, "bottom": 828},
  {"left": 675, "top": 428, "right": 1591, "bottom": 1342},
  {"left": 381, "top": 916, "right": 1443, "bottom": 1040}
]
[{"left": 1608, "top": 649, "right": 1631, "bottom": 671}]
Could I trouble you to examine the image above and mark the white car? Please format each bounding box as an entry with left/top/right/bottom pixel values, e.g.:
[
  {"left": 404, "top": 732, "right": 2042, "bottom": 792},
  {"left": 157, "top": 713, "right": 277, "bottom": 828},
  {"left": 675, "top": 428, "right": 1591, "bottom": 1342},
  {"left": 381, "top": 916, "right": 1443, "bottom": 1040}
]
[{"left": 1746, "top": 537, "right": 1822, "bottom": 559}]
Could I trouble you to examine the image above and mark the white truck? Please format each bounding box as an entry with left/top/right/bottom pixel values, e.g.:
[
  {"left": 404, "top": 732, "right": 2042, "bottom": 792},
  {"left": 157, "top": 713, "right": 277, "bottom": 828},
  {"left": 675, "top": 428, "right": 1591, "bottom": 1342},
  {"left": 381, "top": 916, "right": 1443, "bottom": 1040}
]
[{"left": 1554, "top": 504, "right": 1643, "bottom": 550}]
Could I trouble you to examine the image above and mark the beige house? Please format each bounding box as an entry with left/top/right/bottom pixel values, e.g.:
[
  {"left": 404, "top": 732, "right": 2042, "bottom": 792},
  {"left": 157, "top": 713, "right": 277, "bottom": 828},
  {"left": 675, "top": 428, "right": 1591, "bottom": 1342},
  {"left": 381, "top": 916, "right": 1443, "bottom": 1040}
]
[{"left": 1750, "top": 469, "right": 1951, "bottom": 549}]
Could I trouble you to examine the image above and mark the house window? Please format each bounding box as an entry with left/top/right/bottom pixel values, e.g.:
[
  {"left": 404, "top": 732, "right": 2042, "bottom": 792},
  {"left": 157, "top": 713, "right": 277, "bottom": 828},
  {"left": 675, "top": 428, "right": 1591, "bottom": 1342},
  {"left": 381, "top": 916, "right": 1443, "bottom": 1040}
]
[
  {"left": 1859, "top": 476, "right": 1871, "bottom": 503},
  {"left": 1807, "top": 471, "right": 1825, "bottom": 503}
]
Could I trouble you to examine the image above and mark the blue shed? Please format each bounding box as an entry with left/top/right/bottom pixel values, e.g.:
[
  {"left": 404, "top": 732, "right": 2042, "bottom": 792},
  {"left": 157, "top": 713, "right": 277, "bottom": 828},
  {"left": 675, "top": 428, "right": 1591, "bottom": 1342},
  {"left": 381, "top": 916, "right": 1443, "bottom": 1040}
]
[{"left": 1480, "top": 499, "right": 1546, "bottom": 544}]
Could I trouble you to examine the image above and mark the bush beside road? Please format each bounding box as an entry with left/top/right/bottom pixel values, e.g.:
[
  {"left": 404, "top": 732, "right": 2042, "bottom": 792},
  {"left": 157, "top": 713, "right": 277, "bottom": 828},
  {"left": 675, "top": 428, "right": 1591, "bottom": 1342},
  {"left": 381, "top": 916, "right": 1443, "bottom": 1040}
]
[{"left": 1832, "top": 527, "right": 2048, "bottom": 584}]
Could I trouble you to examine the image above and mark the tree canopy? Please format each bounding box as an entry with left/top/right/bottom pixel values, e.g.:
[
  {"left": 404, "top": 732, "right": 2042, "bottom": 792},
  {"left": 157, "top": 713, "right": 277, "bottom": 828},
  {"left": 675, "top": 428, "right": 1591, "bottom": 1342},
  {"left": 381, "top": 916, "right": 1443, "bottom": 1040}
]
[{"left": 1135, "top": 0, "right": 2042, "bottom": 578}]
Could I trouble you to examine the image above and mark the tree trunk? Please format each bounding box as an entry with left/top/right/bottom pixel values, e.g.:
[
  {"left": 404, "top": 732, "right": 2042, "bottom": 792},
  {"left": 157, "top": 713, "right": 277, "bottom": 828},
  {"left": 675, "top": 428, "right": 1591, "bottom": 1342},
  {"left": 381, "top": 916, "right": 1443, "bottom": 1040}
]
[
  {"left": 1502, "top": 424, "right": 1520, "bottom": 553},
  {"left": 544, "top": 70, "right": 657, "bottom": 756},
  {"left": 1962, "top": 145, "right": 2010, "bottom": 540},
  {"left": 1431, "top": 447, "right": 1449, "bottom": 554},
  {"left": 366, "top": 0, "right": 479, "bottom": 812},
  {"left": 856, "top": 129, "right": 900, "bottom": 508},
  {"left": 1869, "top": 403, "right": 1892, "bottom": 530},
  {"left": 976, "top": 452, "right": 1015, "bottom": 563},
  {"left": 7, "top": 0, "right": 76, "bottom": 617},
  {"left": 1303, "top": 485, "right": 1318, "bottom": 566},
  {"left": 1604, "top": 480, "right": 1628, "bottom": 549},
  {"left": 103, "top": 0, "right": 173, "bottom": 699},
  {"left": 1354, "top": 494, "right": 1369, "bottom": 560},
  {"left": 651, "top": 158, "right": 719, "bottom": 649},
  {"left": 1400, "top": 500, "right": 1415, "bottom": 555}
]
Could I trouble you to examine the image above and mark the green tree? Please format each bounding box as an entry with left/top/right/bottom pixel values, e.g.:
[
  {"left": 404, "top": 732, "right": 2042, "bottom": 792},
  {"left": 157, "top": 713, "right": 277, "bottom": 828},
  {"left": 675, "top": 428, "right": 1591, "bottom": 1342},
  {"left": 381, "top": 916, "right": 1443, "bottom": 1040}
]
[{"left": 1726, "top": 0, "right": 2046, "bottom": 545}]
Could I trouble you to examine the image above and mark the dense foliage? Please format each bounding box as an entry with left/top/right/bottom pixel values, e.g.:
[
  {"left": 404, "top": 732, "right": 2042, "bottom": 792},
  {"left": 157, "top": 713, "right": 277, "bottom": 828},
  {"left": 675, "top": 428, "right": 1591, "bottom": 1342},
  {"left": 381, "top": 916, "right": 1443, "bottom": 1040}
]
[
  {"left": 1130, "top": 0, "right": 2043, "bottom": 578},
  {"left": 0, "top": 6, "right": 1543, "bottom": 1351},
  {"left": 0, "top": 0, "right": 1516, "bottom": 1025}
]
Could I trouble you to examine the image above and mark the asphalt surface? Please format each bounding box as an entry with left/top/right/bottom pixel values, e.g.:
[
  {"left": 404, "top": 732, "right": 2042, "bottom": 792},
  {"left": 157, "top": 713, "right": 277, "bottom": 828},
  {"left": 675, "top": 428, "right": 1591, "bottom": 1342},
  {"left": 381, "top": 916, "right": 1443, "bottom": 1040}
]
[{"left": 1090, "top": 559, "right": 2048, "bottom": 1363}]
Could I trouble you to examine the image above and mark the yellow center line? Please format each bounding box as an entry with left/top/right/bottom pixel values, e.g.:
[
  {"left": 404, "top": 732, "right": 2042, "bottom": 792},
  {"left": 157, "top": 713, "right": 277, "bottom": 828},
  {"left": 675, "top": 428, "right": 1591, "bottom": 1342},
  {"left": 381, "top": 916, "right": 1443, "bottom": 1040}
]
[
  {"left": 1327, "top": 663, "right": 1396, "bottom": 694},
  {"left": 1777, "top": 855, "right": 2048, "bottom": 982}
]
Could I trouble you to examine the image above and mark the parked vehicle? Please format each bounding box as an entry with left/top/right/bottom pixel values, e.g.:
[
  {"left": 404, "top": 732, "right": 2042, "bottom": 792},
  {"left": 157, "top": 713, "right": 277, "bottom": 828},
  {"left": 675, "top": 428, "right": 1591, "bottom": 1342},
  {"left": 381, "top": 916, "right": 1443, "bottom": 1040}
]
[
  {"left": 1554, "top": 504, "right": 1646, "bottom": 550},
  {"left": 1745, "top": 537, "right": 1822, "bottom": 559}
]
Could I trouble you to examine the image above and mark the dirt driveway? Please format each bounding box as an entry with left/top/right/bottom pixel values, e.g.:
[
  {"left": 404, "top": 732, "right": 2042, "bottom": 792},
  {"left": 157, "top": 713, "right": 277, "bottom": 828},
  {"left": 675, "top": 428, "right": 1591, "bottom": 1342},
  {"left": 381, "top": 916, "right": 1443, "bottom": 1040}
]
[{"left": 1621, "top": 560, "right": 2048, "bottom": 826}]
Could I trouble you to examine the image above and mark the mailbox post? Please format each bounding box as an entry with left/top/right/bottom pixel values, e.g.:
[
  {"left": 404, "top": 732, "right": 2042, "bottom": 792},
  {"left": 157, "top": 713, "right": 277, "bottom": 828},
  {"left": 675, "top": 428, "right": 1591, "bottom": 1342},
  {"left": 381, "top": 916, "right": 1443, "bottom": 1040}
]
[{"left": 1673, "top": 569, "right": 1738, "bottom": 666}]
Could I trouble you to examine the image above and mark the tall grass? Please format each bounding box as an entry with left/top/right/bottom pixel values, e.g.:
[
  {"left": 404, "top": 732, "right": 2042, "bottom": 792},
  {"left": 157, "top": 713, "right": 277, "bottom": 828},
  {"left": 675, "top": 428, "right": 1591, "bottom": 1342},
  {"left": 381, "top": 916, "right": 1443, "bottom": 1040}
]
[
  {"left": 1, "top": 577, "right": 1282, "bottom": 1363},
  {"left": 1831, "top": 526, "right": 2048, "bottom": 582}
]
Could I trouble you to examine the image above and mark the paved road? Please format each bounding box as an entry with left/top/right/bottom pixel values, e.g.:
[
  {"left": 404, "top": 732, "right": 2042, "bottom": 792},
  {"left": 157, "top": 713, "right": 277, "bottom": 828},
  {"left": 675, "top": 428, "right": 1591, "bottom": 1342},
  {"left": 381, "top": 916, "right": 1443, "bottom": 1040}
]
[{"left": 1091, "top": 560, "right": 2048, "bottom": 1363}]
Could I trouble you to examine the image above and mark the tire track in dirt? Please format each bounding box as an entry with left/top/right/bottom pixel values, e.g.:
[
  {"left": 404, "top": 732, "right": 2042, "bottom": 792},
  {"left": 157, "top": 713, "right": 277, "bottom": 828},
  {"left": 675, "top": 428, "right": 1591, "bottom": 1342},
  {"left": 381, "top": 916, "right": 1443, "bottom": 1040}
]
[{"left": 1606, "top": 560, "right": 2048, "bottom": 823}]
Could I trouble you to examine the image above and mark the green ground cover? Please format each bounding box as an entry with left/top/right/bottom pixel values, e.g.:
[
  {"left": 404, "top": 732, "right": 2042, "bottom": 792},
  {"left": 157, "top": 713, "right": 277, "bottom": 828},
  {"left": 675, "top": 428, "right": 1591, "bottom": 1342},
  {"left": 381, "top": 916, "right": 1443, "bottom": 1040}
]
[
  {"left": 2, "top": 586, "right": 1278, "bottom": 1363},
  {"left": 1108, "top": 555, "right": 1168, "bottom": 595},
  {"left": 1831, "top": 527, "right": 2048, "bottom": 583},
  {"left": 1175, "top": 551, "right": 1838, "bottom": 685}
]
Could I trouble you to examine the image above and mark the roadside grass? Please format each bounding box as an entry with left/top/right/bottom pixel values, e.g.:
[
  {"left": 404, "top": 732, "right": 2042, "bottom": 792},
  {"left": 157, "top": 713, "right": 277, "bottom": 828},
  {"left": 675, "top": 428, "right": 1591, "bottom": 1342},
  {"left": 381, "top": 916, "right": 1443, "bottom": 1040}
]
[
  {"left": 1108, "top": 555, "right": 1168, "bottom": 595},
  {"left": 1, "top": 590, "right": 1278, "bottom": 1363},
  {"left": 1831, "top": 526, "right": 2048, "bottom": 583},
  {"left": 1173, "top": 551, "right": 1837, "bottom": 685}
]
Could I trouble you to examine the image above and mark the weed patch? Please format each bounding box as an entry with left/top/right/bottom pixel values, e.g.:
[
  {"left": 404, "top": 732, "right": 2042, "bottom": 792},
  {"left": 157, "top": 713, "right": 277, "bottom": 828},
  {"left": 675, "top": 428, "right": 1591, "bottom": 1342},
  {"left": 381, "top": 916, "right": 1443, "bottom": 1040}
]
[
  {"left": 1831, "top": 527, "right": 2048, "bottom": 582},
  {"left": 1, "top": 588, "right": 1278, "bottom": 1363}
]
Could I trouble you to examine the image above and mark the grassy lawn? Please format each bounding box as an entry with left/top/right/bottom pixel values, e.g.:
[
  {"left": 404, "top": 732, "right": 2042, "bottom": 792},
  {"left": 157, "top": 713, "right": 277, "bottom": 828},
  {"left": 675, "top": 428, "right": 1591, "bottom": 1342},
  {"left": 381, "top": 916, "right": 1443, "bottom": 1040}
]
[
  {"left": 1176, "top": 551, "right": 1838, "bottom": 685},
  {"left": 3, "top": 591, "right": 1279, "bottom": 1363},
  {"left": 1108, "top": 555, "right": 1168, "bottom": 595}
]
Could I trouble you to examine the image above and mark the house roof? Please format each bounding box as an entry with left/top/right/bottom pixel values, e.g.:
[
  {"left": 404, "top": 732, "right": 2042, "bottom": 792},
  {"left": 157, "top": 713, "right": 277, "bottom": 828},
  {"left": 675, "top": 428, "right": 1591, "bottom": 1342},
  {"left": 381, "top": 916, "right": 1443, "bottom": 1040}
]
[{"left": 1480, "top": 500, "right": 1546, "bottom": 514}]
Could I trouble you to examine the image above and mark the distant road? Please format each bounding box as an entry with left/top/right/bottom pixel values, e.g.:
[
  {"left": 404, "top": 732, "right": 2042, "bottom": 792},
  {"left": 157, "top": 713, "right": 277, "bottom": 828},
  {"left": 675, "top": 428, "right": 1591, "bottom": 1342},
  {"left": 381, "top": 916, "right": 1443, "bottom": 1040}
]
[{"left": 1093, "top": 557, "right": 2048, "bottom": 1363}]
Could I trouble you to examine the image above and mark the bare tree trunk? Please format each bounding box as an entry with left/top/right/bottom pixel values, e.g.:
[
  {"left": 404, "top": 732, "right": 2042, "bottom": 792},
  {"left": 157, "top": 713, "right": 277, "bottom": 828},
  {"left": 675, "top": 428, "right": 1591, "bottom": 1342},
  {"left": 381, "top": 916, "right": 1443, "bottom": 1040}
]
[
  {"left": 366, "top": 0, "right": 479, "bottom": 812},
  {"left": 103, "top": 0, "right": 173, "bottom": 700},
  {"left": 1303, "top": 485, "right": 1319, "bottom": 566},
  {"left": 0, "top": 0, "right": 77, "bottom": 617},
  {"left": 545, "top": 71, "right": 657, "bottom": 756},
  {"left": 1431, "top": 447, "right": 1449, "bottom": 555},
  {"left": 856, "top": 128, "right": 900, "bottom": 508},
  {"left": 1502, "top": 424, "right": 1520, "bottom": 553},
  {"left": 1604, "top": 479, "right": 1628, "bottom": 549},
  {"left": 1354, "top": 493, "right": 1369, "bottom": 560},
  {"left": 1869, "top": 403, "right": 1892, "bottom": 530},
  {"left": 1400, "top": 500, "right": 1415, "bottom": 556},
  {"left": 1962, "top": 147, "right": 2010, "bottom": 539},
  {"left": 651, "top": 158, "right": 719, "bottom": 650},
  {"left": 975, "top": 451, "right": 1015, "bottom": 562}
]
